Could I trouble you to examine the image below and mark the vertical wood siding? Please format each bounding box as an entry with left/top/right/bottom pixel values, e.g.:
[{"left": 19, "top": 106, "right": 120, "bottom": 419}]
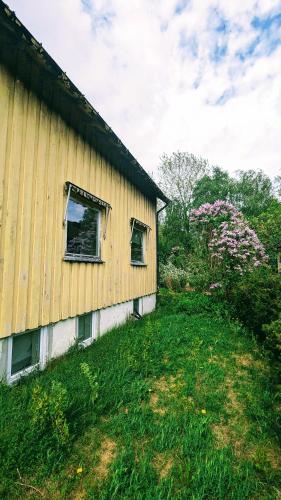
[{"left": 0, "top": 64, "right": 157, "bottom": 338}]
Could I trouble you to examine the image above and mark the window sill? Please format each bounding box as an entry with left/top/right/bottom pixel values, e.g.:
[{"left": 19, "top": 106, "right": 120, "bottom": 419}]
[
  {"left": 131, "top": 261, "right": 147, "bottom": 267},
  {"left": 64, "top": 255, "right": 104, "bottom": 264},
  {"left": 78, "top": 337, "right": 96, "bottom": 349},
  {"left": 8, "top": 363, "right": 40, "bottom": 384}
]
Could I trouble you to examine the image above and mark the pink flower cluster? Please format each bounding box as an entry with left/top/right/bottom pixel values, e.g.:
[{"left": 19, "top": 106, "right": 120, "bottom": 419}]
[
  {"left": 190, "top": 200, "right": 240, "bottom": 223},
  {"left": 190, "top": 200, "right": 267, "bottom": 276}
]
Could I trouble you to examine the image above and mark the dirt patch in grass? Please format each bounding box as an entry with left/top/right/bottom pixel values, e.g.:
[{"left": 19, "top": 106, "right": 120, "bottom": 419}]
[
  {"left": 233, "top": 354, "right": 269, "bottom": 374},
  {"left": 153, "top": 453, "right": 174, "bottom": 479},
  {"left": 149, "top": 392, "right": 166, "bottom": 415},
  {"left": 224, "top": 377, "right": 244, "bottom": 414},
  {"left": 211, "top": 376, "right": 250, "bottom": 455},
  {"left": 245, "top": 442, "right": 281, "bottom": 471},
  {"left": 211, "top": 421, "right": 248, "bottom": 458},
  {"left": 149, "top": 373, "right": 184, "bottom": 415},
  {"left": 94, "top": 437, "right": 117, "bottom": 480},
  {"left": 234, "top": 354, "right": 253, "bottom": 368},
  {"left": 70, "top": 435, "right": 117, "bottom": 499},
  {"left": 212, "top": 424, "right": 231, "bottom": 448}
]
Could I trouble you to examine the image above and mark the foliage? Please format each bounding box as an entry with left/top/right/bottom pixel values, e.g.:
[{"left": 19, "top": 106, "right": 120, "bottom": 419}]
[
  {"left": 80, "top": 362, "right": 99, "bottom": 405},
  {"left": 233, "top": 170, "right": 274, "bottom": 218},
  {"left": 227, "top": 266, "right": 281, "bottom": 335},
  {"left": 0, "top": 293, "right": 280, "bottom": 498},
  {"left": 263, "top": 319, "right": 281, "bottom": 358},
  {"left": 159, "top": 260, "right": 189, "bottom": 291},
  {"left": 158, "top": 152, "right": 211, "bottom": 256},
  {"left": 192, "top": 167, "right": 233, "bottom": 208},
  {"left": 158, "top": 152, "right": 210, "bottom": 207},
  {"left": 192, "top": 167, "right": 275, "bottom": 219},
  {"left": 30, "top": 380, "right": 70, "bottom": 447},
  {"left": 251, "top": 200, "right": 281, "bottom": 270},
  {"left": 190, "top": 200, "right": 267, "bottom": 290},
  {"left": 158, "top": 288, "right": 228, "bottom": 317},
  {"left": 186, "top": 254, "right": 215, "bottom": 291},
  {"left": 158, "top": 202, "right": 191, "bottom": 258}
]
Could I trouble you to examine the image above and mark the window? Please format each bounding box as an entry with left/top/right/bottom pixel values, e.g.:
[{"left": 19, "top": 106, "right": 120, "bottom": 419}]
[
  {"left": 133, "top": 298, "right": 140, "bottom": 315},
  {"left": 78, "top": 313, "right": 92, "bottom": 342},
  {"left": 66, "top": 192, "right": 100, "bottom": 260},
  {"left": 131, "top": 226, "right": 145, "bottom": 264},
  {"left": 11, "top": 329, "right": 40, "bottom": 375}
]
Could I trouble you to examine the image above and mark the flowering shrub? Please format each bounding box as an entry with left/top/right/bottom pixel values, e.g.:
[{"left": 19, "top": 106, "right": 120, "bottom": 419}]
[
  {"left": 159, "top": 261, "right": 189, "bottom": 291},
  {"left": 190, "top": 200, "right": 268, "bottom": 289}
]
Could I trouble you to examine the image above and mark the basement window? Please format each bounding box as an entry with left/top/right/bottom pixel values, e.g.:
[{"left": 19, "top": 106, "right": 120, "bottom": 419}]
[
  {"left": 11, "top": 329, "right": 40, "bottom": 376},
  {"left": 133, "top": 298, "right": 140, "bottom": 315},
  {"left": 78, "top": 313, "right": 92, "bottom": 342}
]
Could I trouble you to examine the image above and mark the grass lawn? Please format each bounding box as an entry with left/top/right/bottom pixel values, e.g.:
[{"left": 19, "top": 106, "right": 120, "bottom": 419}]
[{"left": 0, "top": 291, "right": 280, "bottom": 499}]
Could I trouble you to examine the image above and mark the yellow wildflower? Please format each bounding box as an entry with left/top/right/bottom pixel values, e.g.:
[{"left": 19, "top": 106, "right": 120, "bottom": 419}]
[
  {"left": 76, "top": 467, "right": 83, "bottom": 474},
  {"left": 201, "top": 409, "right": 206, "bottom": 414}
]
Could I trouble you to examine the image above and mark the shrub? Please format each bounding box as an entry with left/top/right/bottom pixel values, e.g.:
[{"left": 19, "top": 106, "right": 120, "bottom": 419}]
[
  {"left": 190, "top": 200, "right": 267, "bottom": 290},
  {"left": 159, "top": 261, "right": 189, "bottom": 291},
  {"left": 80, "top": 362, "right": 99, "bottom": 404},
  {"left": 228, "top": 267, "right": 281, "bottom": 335},
  {"left": 263, "top": 319, "right": 281, "bottom": 358},
  {"left": 29, "top": 380, "right": 70, "bottom": 448},
  {"left": 157, "top": 288, "right": 228, "bottom": 318},
  {"left": 186, "top": 255, "right": 215, "bottom": 291}
]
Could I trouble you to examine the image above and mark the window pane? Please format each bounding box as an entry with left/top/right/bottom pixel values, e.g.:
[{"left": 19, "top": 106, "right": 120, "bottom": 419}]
[
  {"left": 78, "top": 315, "right": 85, "bottom": 340},
  {"left": 78, "top": 313, "right": 92, "bottom": 341},
  {"left": 12, "top": 330, "right": 40, "bottom": 375},
  {"left": 133, "top": 298, "right": 139, "bottom": 314},
  {"left": 131, "top": 227, "right": 144, "bottom": 262},
  {"left": 67, "top": 195, "right": 99, "bottom": 257}
]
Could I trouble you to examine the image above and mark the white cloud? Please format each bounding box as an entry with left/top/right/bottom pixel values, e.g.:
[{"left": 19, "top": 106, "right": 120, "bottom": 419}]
[{"left": 6, "top": 0, "right": 281, "bottom": 179}]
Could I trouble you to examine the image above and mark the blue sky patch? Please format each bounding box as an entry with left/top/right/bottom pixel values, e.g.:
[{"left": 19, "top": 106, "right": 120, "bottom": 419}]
[
  {"left": 251, "top": 11, "right": 281, "bottom": 30},
  {"left": 208, "top": 6, "right": 230, "bottom": 34},
  {"left": 174, "top": 0, "right": 190, "bottom": 16},
  {"left": 179, "top": 31, "right": 198, "bottom": 58},
  {"left": 81, "top": 0, "right": 115, "bottom": 31},
  {"left": 237, "top": 7, "right": 281, "bottom": 61},
  {"left": 210, "top": 42, "right": 227, "bottom": 63},
  {"left": 214, "top": 87, "right": 235, "bottom": 105}
]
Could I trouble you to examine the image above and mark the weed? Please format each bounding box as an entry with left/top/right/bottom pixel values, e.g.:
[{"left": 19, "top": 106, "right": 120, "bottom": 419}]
[{"left": 80, "top": 362, "right": 99, "bottom": 404}]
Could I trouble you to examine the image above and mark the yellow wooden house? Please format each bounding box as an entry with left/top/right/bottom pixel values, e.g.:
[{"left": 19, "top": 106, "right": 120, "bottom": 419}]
[{"left": 0, "top": 2, "right": 168, "bottom": 383}]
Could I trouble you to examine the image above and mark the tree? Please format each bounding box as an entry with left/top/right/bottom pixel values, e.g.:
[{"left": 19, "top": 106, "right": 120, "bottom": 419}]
[
  {"left": 192, "top": 167, "right": 233, "bottom": 208},
  {"left": 251, "top": 200, "right": 281, "bottom": 270},
  {"left": 192, "top": 168, "right": 274, "bottom": 218},
  {"left": 232, "top": 169, "right": 274, "bottom": 218},
  {"left": 158, "top": 152, "right": 210, "bottom": 255},
  {"left": 158, "top": 152, "right": 210, "bottom": 207}
]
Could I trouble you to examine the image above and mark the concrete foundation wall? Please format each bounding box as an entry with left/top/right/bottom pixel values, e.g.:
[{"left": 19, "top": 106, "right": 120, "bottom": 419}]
[
  {"left": 0, "top": 337, "right": 8, "bottom": 381},
  {"left": 142, "top": 294, "right": 157, "bottom": 315},
  {"left": 99, "top": 301, "right": 133, "bottom": 336},
  {"left": 50, "top": 318, "right": 76, "bottom": 359}
]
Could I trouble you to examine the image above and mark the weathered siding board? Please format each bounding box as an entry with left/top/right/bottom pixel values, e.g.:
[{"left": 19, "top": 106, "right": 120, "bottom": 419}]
[{"left": 0, "top": 64, "right": 157, "bottom": 338}]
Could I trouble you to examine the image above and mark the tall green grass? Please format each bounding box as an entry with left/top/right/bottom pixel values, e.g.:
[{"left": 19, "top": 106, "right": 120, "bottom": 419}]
[{"left": 0, "top": 291, "right": 280, "bottom": 498}]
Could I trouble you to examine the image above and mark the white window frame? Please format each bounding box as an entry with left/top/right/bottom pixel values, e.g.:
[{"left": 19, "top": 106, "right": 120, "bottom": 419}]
[
  {"left": 7, "top": 327, "right": 48, "bottom": 384},
  {"left": 76, "top": 311, "right": 98, "bottom": 348},
  {"left": 64, "top": 190, "right": 102, "bottom": 263}
]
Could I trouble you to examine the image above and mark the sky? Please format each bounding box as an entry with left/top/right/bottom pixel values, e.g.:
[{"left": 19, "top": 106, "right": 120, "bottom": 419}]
[{"left": 7, "top": 0, "right": 281, "bottom": 180}]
